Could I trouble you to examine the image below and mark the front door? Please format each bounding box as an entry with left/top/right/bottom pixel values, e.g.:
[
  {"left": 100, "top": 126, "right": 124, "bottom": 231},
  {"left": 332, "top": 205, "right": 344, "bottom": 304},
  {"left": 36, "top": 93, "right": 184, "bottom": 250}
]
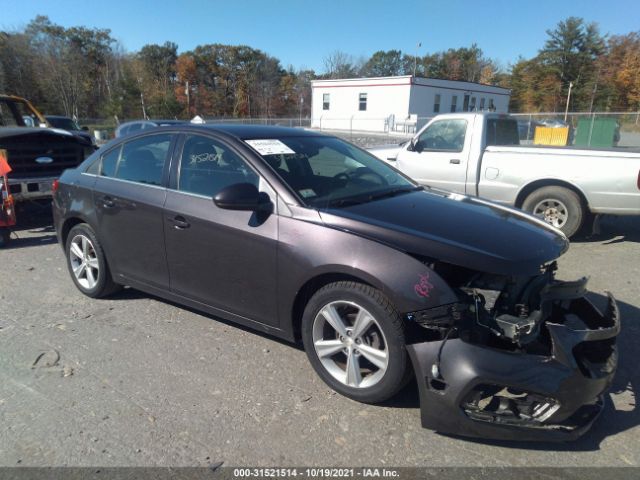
[
  {"left": 93, "top": 133, "right": 175, "bottom": 289},
  {"left": 396, "top": 118, "right": 470, "bottom": 194},
  {"left": 163, "top": 134, "right": 279, "bottom": 327}
]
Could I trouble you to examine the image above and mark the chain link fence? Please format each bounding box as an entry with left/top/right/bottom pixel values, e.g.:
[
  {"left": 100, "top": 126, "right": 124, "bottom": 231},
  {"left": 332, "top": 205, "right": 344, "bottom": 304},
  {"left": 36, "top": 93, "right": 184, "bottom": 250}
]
[{"left": 78, "top": 112, "right": 640, "bottom": 149}]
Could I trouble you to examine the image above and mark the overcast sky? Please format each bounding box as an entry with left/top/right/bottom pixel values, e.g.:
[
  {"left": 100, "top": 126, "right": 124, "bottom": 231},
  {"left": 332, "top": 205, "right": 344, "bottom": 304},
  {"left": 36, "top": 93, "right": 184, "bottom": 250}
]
[{"left": 2, "top": 0, "right": 639, "bottom": 72}]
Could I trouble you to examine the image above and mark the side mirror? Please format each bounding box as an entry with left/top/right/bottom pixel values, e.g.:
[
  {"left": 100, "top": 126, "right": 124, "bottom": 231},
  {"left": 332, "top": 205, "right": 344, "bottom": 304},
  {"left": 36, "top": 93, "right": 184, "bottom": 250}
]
[
  {"left": 214, "top": 183, "right": 270, "bottom": 211},
  {"left": 408, "top": 138, "right": 422, "bottom": 153}
]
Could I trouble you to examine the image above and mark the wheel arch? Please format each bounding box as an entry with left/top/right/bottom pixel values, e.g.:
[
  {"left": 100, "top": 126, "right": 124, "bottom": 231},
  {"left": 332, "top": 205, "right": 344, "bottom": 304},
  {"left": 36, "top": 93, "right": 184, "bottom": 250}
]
[
  {"left": 60, "top": 215, "right": 93, "bottom": 248},
  {"left": 290, "top": 272, "right": 376, "bottom": 343},
  {"left": 515, "top": 178, "right": 590, "bottom": 211}
]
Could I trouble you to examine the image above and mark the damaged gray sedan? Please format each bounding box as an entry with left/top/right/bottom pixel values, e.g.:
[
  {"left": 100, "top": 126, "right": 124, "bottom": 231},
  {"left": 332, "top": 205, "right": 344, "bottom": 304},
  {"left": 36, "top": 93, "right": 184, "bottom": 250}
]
[{"left": 53, "top": 125, "right": 619, "bottom": 441}]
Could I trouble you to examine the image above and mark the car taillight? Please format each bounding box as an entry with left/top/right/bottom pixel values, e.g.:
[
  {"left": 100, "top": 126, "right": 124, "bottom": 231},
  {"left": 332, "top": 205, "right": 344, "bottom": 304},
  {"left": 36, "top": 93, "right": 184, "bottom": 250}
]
[{"left": 52, "top": 179, "right": 59, "bottom": 193}]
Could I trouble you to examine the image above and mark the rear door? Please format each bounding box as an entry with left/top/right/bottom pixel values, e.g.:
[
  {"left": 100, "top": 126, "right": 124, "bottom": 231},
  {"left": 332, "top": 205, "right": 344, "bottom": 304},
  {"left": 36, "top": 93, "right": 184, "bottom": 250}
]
[
  {"left": 396, "top": 118, "right": 470, "bottom": 193},
  {"left": 163, "top": 133, "right": 279, "bottom": 327},
  {"left": 93, "top": 132, "right": 175, "bottom": 289}
]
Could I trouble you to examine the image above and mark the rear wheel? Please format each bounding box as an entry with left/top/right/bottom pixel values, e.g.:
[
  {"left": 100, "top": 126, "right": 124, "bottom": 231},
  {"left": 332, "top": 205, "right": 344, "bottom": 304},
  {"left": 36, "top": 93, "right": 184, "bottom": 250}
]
[
  {"left": 522, "top": 186, "right": 584, "bottom": 238},
  {"left": 65, "top": 223, "right": 120, "bottom": 298},
  {"left": 301, "top": 281, "right": 408, "bottom": 404}
]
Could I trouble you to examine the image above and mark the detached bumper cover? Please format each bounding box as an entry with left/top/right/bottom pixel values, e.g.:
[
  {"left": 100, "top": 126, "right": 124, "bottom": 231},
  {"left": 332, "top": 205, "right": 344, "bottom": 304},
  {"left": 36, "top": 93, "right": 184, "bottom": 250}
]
[{"left": 407, "top": 288, "right": 619, "bottom": 441}]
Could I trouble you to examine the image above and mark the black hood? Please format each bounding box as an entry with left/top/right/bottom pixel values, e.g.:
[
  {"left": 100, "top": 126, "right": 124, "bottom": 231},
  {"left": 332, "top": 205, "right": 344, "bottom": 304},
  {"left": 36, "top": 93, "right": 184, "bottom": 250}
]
[
  {"left": 318, "top": 189, "right": 569, "bottom": 276},
  {"left": 0, "top": 127, "right": 93, "bottom": 147}
]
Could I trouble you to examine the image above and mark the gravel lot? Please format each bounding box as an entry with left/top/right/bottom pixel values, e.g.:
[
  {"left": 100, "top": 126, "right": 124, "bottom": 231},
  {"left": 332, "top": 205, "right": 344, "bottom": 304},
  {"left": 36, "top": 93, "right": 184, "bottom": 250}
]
[{"left": 0, "top": 205, "right": 639, "bottom": 467}]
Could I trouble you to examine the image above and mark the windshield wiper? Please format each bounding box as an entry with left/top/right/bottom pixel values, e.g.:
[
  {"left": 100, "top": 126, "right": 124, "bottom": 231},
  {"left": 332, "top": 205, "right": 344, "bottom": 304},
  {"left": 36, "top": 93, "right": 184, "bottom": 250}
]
[
  {"left": 327, "top": 186, "right": 422, "bottom": 208},
  {"left": 366, "top": 185, "right": 423, "bottom": 202}
]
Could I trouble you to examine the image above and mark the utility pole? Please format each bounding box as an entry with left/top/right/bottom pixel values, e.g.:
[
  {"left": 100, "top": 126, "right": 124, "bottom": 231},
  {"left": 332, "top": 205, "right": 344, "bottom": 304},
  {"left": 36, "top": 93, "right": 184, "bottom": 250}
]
[
  {"left": 413, "top": 42, "right": 422, "bottom": 78},
  {"left": 564, "top": 81, "right": 573, "bottom": 122}
]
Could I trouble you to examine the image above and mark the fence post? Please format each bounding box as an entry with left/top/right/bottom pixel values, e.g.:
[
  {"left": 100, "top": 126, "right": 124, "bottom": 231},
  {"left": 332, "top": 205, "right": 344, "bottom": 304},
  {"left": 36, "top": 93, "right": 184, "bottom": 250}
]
[
  {"left": 350, "top": 116, "right": 354, "bottom": 141},
  {"left": 587, "top": 112, "right": 595, "bottom": 147},
  {"left": 527, "top": 113, "right": 532, "bottom": 142}
]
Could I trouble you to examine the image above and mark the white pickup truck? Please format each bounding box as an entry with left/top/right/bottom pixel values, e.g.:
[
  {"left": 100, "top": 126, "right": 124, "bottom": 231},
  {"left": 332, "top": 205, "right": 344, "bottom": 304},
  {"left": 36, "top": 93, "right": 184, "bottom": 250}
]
[{"left": 369, "top": 112, "right": 640, "bottom": 237}]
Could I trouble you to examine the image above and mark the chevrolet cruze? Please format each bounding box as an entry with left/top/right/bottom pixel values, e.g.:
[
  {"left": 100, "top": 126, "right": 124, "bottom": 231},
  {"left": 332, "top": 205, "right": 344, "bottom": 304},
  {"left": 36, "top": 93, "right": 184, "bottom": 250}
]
[{"left": 53, "top": 125, "right": 618, "bottom": 441}]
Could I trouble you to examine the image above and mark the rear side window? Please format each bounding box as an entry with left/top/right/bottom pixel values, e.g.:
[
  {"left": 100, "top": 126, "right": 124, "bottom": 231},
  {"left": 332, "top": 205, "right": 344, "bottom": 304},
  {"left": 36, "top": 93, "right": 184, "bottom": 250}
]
[
  {"left": 485, "top": 119, "right": 520, "bottom": 146},
  {"left": 178, "top": 135, "right": 258, "bottom": 197},
  {"left": 100, "top": 146, "right": 121, "bottom": 177},
  {"left": 115, "top": 134, "right": 173, "bottom": 185}
]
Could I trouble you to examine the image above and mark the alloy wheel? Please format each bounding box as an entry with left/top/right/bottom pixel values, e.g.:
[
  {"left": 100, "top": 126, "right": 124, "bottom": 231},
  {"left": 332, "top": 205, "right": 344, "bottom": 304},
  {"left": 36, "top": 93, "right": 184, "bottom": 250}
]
[
  {"left": 69, "top": 234, "right": 99, "bottom": 290},
  {"left": 312, "top": 301, "right": 389, "bottom": 389}
]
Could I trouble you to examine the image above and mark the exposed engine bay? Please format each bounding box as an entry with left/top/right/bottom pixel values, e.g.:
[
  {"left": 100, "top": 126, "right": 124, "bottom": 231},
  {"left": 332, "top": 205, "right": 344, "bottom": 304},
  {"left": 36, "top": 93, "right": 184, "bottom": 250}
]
[{"left": 404, "top": 259, "right": 619, "bottom": 441}]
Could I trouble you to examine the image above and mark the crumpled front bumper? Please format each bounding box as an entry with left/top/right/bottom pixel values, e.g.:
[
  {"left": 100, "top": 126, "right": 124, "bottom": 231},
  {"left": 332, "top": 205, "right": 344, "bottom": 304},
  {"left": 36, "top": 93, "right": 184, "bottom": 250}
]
[{"left": 407, "top": 286, "right": 620, "bottom": 442}]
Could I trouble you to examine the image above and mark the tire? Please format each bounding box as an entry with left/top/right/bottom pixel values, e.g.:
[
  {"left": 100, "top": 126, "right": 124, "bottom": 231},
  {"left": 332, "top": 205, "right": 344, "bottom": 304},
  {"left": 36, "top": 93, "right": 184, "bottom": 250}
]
[
  {"left": 65, "top": 223, "right": 120, "bottom": 298},
  {"left": 301, "top": 281, "right": 409, "bottom": 404},
  {"left": 0, "top": 228, "right": 10, "bottom": 248},
  {"left": 522, "top": 186, "right": 584, "bottom": 238}
]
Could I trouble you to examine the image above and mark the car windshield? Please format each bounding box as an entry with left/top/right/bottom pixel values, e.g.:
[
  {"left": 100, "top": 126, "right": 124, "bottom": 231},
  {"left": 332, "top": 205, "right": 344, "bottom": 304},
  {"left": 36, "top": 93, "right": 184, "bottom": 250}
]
[
  {"left": 246, "top": 135, "right": 418, "bottom": 209},
  {"left": 47, "top": 117, "right": 80, "bottom": 131}
]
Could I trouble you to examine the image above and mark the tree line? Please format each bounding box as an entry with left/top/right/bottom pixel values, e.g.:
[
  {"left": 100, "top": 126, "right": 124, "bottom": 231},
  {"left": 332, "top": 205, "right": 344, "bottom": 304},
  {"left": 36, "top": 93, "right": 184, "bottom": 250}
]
[{"left": 0, "top": 15, "right": 638, "bottom": 122}]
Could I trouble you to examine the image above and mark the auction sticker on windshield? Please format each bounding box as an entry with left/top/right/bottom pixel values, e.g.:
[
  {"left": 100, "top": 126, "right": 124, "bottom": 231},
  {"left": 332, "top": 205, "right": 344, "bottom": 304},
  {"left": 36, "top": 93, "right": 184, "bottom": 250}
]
[{"left": 245, "top": 139, "right": 295, "bottom": 155}]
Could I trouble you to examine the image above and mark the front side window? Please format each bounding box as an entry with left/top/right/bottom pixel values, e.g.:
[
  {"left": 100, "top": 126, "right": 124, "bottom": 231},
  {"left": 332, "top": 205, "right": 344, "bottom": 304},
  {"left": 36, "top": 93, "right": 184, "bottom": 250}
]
[
  {"left": 416, "top": 119, "right": 467, "bottom": 152},
  {"left": 433, "top": 94, "right": 441, "bottom": 113},
  {"left": 247, "top": 136, "right": 416, "bottom": 210},
  {"left": 359, "top": 93, "right": 367, "bottom": 111},
  {"left": 178, "top": 135, "right": 258, "bottom": 197},
  {"left": 323, "top": 93, "right": 330, "bottom": 110},
  {"left": 450, "top": 96, "right": 457, "bottom": 113},
  {"left": 114, "top": 134, "right": 172, "bottom": 185}
]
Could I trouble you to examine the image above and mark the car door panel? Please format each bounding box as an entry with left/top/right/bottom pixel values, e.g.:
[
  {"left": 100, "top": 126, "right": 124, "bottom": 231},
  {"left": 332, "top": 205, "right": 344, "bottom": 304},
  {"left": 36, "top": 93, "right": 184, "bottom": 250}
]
[
  {"left": 94, "top": 177, "right": 169, "bottom": 288},
  {"left": 397, "top": 118, "right": 470, "bottom": 194},
  {"left": 163, "top": 133, "right": 279, "bottom": 327},
  {"left": 93, "top": 133, "right": 175, "bottom": 289}
]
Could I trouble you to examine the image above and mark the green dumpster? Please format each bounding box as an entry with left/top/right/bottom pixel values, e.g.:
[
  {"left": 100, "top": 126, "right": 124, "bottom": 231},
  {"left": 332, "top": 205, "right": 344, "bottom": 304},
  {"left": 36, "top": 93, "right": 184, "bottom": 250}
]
[{"left": 574, "top": 117, "right": 619, "bottom": 148}]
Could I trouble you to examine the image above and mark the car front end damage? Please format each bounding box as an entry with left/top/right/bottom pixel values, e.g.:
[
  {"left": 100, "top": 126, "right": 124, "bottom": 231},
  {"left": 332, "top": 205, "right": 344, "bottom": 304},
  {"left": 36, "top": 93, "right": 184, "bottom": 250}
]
[{"left": 405, "top": 262, "right": 619, "bottom": 441}]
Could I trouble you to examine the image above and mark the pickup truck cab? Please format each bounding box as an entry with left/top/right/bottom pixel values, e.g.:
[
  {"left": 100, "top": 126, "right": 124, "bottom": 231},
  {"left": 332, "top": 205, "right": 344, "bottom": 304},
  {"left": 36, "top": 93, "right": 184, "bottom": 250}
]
[{"left": 370, "top": 113, "right": 640, "bottom": 237}]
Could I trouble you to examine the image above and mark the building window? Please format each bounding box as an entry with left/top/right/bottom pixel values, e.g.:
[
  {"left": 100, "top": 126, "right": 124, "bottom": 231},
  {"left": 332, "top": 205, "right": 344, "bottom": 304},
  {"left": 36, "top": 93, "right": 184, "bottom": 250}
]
[
  {"left": 463, "top": 94, "right": 470, "bottom": 112},
  {"left": 323, "top": 93, "right": 330, "bottom": 111},
  {"left": 359, "top": 93, "right": 367, "bottom": 111},
  {"left": 479, "top": 98, "right": 486, "bottom": 110},
  {"left": 433, "top": 94, "right": 441, "bottom": 113},
  {"left": 488, "top": 98, "right": 495, "bottom": 111},
  {"left": 450, "top": 96, "right": 457, "bottom": 112},
  {"left": 470, "top": 97, "right": 477, "bottom": 111}
]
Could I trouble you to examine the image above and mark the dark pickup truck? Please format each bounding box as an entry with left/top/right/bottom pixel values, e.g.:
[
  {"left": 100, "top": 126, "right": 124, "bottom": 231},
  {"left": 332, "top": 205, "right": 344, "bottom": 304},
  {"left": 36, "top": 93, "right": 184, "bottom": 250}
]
[{"left": 0, "top": 95, "right": 95, "bottom": 202}]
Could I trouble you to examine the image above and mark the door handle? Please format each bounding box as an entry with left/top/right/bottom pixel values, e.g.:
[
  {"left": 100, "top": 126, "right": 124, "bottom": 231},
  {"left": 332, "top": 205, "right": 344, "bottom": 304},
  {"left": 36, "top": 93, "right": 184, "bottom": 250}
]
[
  {"left": 169, "top": 215, "right": 190, "bottom": 229},
  {"left": 449, "top": 159, "right": 461, "bottom": 164},
  {"left": 101, "top": 196, "right": 116, "bottom": 208}
]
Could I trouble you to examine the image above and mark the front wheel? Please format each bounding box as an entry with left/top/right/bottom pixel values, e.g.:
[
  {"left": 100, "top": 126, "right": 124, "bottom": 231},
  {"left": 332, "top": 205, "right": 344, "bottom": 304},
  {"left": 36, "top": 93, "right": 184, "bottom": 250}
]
[
  {"left": 301, "top": 281, "right": 409, "bottom": 404},
  {"left": 522, "top": 186, "right": 584, "bottom": 238}
]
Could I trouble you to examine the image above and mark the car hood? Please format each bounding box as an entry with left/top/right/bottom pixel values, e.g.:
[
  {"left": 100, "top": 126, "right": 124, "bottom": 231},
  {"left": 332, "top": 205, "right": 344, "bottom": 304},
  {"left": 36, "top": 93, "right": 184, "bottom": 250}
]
[
  {"left": 0, "top": 127, "right": 93, "bottom": 146},
  {"left": 318, "top": 189, "right": 569, "bottom": 276}
]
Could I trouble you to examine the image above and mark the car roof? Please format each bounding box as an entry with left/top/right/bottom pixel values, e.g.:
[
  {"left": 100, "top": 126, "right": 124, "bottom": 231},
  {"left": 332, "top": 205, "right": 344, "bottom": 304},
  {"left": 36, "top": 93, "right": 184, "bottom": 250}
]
[{"left": 170, "top": 124, "right": 327, "bottom": 140}]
